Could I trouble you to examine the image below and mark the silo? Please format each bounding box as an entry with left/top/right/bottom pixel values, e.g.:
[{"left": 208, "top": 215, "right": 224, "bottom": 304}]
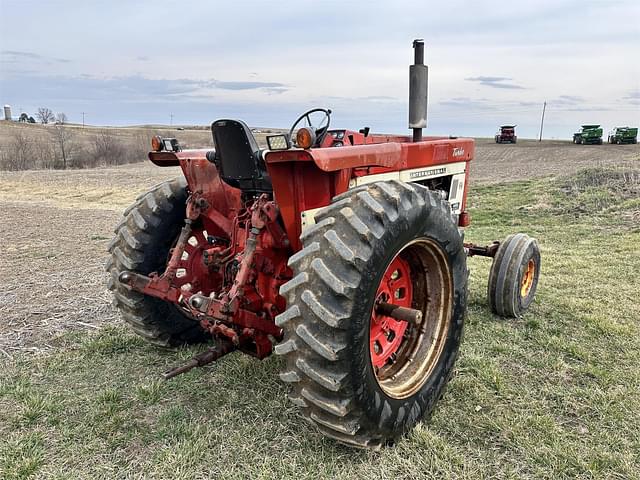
[{"left": 3, "top": 105, "right": 11, "bottom": 121}]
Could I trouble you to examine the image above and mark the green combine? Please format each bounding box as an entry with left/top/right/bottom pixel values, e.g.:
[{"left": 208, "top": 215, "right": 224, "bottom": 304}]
[
  {"left": 573, "top": 125, "right": 603, "bottom": 145},
  {"left": 608, "top": 127, "right": 638, "bottom": 144}
]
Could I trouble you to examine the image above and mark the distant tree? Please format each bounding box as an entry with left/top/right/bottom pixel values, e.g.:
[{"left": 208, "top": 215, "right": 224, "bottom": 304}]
[
  {"left": 0, "top": 130, "right": 34, "bottom": 170},
  {"left": 51, "top": 124, "right": 77, "bottom": 169},
  {"left": 91, "top": 130, "right": 126, "bottom": 166},
  {"left": 36, "top": 107, "right": 55, "bottom": 124},
  {"left": 19, "top": 113, "right": 29, "bottom": 122},
  {"left": 55, "top": 112, "right": 68, "bottom": 125},
  {"left": 28, "top": 116, "right": 36, "bottom": 123}
]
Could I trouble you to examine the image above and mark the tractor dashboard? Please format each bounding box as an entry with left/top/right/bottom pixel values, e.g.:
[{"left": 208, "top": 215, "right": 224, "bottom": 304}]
[{"left": 328, "top": 129, "right": 346, "bottom": 147}]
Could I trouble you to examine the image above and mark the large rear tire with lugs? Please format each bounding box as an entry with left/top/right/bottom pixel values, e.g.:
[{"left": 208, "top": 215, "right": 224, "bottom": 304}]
[
  {"left": 487, "top": 233, "right": 540, "bottom": 318},
  {"left": 106, "top": 178, "right": 208, "bottom": 347},
  {"left": 275, "top": 181, "right": 468, "bottom": 449}
]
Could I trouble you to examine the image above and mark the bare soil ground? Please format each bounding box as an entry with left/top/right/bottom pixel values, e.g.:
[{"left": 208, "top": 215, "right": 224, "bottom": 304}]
[
  {"left": 472, "top": 138, "right": 639, "bottom": 183},
  {"left": 0, "top": 139, "right": 638, "bottom": 354}
]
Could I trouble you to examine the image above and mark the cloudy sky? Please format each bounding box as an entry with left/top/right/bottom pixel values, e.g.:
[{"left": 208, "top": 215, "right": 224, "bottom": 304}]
[{"left": 1, "top": 0, "right": 638, "bottom": 138}]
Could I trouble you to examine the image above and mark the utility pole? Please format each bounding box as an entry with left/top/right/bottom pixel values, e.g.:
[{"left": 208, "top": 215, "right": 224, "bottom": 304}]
[
  {"left": 170, "top": 113, "right": 174, "bottom": 126},
  {"left": 538, "top": 101, "right": 546, "bottom": 142},
  {"left": 81, "top": 112, "right": 86, "bottom": 128}
]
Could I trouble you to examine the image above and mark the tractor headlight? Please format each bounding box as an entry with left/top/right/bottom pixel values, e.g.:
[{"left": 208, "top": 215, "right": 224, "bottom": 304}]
[
  {"left": 266, "top": 134, "right": 291, "bottom": 151},
  {"left": 151, "top": 136, "right": 180, "bottom": 152}
]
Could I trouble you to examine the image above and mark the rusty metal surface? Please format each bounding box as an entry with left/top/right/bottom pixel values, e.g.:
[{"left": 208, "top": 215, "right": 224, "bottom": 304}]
[
  {"left": 376, "top": 301, "right": 423, "bottom": 326},
  {"left": 464, "top": 241, "right": 500, "bottom": 258}
]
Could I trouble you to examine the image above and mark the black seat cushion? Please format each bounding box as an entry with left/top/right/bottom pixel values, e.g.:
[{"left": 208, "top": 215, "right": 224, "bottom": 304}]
[{"left": 211, "top": 119, "right": 272, "bottom": 193}]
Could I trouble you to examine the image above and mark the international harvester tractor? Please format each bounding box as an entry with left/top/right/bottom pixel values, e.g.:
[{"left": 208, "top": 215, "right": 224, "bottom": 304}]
[{"left": 107, "top": 40, "right": 541, "bottom": 449}]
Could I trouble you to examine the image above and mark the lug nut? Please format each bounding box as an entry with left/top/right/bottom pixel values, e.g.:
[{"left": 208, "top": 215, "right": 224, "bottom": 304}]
[{"left": 118, "top": 271, "right": 132, "bottom": 284}]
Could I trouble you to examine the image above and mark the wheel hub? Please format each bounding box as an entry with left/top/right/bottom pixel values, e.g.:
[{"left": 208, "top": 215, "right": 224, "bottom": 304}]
[
  {"left": 369, "top": 239, "right": 453, "bottom": 399},
  {"left": 520, "top": 259, "right": 535, "bottom": 297},
  {"left": 370, "top": 256, "right": 413, "bottom": 368},
  {"left": 172, "top": 228, "right": 220, "bottom": 296}
]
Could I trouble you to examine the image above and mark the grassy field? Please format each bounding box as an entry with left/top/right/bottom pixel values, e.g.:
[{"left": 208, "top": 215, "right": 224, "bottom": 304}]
[{"left": 1, "top": 167, "right": 639, "bottom": 478}]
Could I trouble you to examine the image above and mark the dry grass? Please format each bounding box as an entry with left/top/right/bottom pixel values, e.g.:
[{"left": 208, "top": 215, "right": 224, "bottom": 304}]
[{"left": 554, "top": 166, "right": 640, "bottom": 223}]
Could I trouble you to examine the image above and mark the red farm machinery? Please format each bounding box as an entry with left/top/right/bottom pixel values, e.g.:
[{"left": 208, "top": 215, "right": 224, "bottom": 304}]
[
  {"left": 495, "top": 125, "right": 517, "bottom": 143},
  {"left": 107, "top": 40, "right": 541, "bottom": 449}
]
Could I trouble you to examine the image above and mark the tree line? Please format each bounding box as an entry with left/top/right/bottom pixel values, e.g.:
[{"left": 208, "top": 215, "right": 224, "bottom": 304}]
[{"left": 0, "top": 127, "right": 157, "bottom": 171}]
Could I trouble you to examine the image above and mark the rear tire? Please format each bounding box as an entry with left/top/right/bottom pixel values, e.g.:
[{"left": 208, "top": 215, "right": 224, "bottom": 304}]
[
  {"left": 487, "top": 233, "right": 540, "bottom": 318},
  {"left": 275, "top": 181, "right": 468, "bottom": 448},
  {"left": 106, "top": 178, "right": 208, "bottom": 347}
]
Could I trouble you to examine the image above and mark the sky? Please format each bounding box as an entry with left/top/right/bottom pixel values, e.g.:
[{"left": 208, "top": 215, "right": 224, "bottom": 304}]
[{"left": 0, "top": 0, "right": 639, "bottom": 139}]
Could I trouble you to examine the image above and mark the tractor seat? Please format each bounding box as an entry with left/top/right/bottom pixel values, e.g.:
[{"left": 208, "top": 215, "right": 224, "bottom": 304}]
[{"left": 210, "top": 119, "right": 272, "bottom": 193}]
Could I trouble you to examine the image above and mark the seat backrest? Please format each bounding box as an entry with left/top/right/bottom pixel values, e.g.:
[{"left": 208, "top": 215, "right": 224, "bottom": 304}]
[{"left": 211, "top": 119, "right": 261, "bottom": 181}]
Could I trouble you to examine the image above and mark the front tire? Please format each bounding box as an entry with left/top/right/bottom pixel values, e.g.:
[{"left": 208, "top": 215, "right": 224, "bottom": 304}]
[
  {"left": 106, "top": 178, "right": 208, "bottom": 347},
  {"left": 275, "top": 181, "right": 468, "bottom": 448},
  {"left": 487, "top": 233, "right": 540, "bottom": 318}
]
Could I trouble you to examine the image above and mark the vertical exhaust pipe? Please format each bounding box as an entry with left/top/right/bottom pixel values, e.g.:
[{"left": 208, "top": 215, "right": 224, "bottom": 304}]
[{"left": 409, "top": 39, "right": 428, "bottom": 142}]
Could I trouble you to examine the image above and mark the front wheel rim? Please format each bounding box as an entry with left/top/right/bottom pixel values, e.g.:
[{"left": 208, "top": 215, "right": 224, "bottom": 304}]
[
  {"left": 370, "top": 238, "right": 453, "bottom": 399},
  {"left": 520, "top": 259, "right": 536, "bottom": 298}
]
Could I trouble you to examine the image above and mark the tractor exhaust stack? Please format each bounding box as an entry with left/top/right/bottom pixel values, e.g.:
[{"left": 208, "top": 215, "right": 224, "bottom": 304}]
[{"left": 409, "top": 39, "right": 428, "bottom": 142}]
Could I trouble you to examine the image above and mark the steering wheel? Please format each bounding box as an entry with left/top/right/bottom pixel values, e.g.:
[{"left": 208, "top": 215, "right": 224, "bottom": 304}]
[{"left": 289, "top": 108, "right": 332, "bottom": 147}]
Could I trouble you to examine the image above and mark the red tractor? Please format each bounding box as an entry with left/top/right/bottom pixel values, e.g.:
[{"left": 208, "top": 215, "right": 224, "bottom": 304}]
[
  {"left": 107, "top": 40, "right": 540, "bottom": 449},
  {"left": 495, "top": 125, "right": 517, "bottom": 144}
]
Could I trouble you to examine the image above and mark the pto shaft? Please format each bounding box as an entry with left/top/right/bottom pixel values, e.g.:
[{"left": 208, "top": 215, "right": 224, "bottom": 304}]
[{"left": 162, "top": 340, "right": 235, "bottom": 379}]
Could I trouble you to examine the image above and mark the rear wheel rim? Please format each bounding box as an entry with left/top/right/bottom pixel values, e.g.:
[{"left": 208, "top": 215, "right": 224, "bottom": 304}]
[
  {"left": 167, "top": 227, "right": 221, "bottom": 317},
  {"left": 370, "top": 238, "right": 453, "bottom": 399}
]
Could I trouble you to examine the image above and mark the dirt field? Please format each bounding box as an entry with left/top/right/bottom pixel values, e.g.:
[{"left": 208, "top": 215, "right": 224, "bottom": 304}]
[
  {"left": 471, "top": 138, "right": 639, "bottom": 183},
  {"left": 0, "top": 139, "right": 639, "bottom": 478}
]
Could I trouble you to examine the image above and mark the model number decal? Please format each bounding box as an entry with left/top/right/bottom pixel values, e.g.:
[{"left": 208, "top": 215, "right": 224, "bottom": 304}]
[{"left": 409, "top": 167, "right": 447, "bottom": 179}]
